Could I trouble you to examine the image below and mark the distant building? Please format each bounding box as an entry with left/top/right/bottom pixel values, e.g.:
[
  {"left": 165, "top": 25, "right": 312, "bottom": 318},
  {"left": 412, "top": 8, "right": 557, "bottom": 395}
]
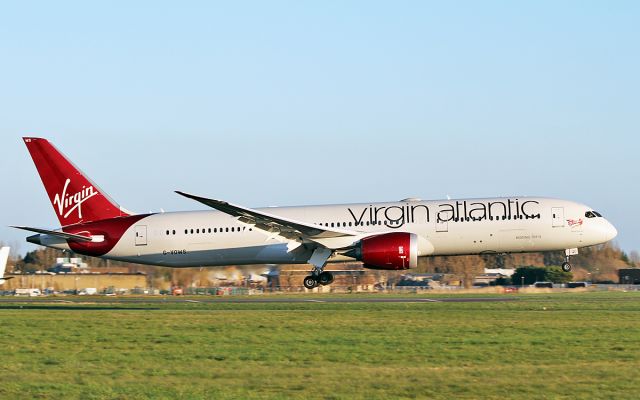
[
  {"left": 4, "top": 272, "right": 147, "bottom": 293},
  {"left": 618, "top": 269, "right": 640, "bottom": 284},
  {"left": 484, "top": 268, "right": 515, "bottom": 277},
  {"left": 47, "top": 257, "right": 88, "bottom": 274}
]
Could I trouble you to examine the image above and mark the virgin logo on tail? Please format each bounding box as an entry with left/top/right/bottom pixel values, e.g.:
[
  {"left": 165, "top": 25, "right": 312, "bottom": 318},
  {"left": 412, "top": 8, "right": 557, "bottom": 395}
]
[{"left": 53, "top": 179, "right": 98, "bottom": 219}]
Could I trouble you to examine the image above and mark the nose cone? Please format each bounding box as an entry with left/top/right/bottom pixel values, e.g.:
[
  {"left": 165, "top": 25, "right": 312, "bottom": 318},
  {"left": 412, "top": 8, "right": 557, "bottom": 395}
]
[{"left": 602, "top": 220, "right": 618, "bottom": 242}]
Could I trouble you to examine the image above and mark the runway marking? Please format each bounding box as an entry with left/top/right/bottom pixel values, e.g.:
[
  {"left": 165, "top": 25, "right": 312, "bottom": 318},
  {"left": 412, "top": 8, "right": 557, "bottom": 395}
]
[
  {"left": 184, "top": 300, "right": 201, "bottom": 303},
  {"left": 305, "top": 300, "right": 326, "bottom": 303},
  {"left": 416, "top": 298, "right": 441, "bottom": 302}
]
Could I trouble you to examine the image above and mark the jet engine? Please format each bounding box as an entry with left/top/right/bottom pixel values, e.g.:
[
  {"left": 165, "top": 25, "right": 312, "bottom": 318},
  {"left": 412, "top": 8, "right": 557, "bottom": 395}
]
[{"left": 346, "top": 232, "right": 418, "bottom": 270}]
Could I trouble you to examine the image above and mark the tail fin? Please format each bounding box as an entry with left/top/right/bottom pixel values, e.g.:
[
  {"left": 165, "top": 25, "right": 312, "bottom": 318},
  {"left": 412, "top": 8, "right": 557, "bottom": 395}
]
[
  {"left": 0, "top": 247, "right": 9, "bottom": 278},
  {"left": 23, "top": 137, "right": 130, "bottom": 226}
]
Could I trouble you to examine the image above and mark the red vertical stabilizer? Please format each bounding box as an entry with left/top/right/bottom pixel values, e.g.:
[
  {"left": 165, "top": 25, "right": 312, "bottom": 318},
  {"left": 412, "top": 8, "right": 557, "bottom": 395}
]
[{"left": 23, "top": 137, "right": 130, "bottom": 226}]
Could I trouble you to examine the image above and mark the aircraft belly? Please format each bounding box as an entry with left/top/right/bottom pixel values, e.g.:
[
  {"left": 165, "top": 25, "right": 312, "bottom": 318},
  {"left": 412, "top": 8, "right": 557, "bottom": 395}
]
[
  {"left": 429, "top": 222, "right": 581, "bottom": 255},
  {"left": 107, "top": 243, "right": 312, "bottom": 267}
]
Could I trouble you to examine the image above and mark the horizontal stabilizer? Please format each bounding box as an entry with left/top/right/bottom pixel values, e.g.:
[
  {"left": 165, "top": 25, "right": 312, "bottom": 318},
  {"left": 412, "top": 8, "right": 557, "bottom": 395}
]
[{"left": 11, "top": 226, "right": 94, "bottom": 242}]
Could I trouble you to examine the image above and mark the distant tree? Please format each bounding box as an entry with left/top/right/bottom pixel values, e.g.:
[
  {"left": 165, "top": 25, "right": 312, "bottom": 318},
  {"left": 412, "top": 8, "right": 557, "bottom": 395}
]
[
  {"left": 620, "top": 252, "right": 631, "bottom": 265},
  {"left": 512, "top": 265, "right": 573, "bottom": 285},
  {"left": 543, "top": 251, "right": 565, "bottom": 267},
  {"left": 494, "top": 276, "right": 511, "bottom": 286},
  {"left": 630, "top": 251, "right": 640, "bottom": 267},
  {"left": 544, "top": 266, "right": 573, "bottom": 283},
  {"left": 511, "top": 266, "right": 547, "bottom": 286}
]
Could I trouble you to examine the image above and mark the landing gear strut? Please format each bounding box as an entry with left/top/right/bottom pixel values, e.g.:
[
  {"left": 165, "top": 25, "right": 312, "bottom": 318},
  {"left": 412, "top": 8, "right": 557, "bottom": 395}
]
[
  {"left": 562, "top": 248, "right": 578, "bottom": 272},
  {"left": 303, "top": 248, "right": 334, "bottom": 289}
]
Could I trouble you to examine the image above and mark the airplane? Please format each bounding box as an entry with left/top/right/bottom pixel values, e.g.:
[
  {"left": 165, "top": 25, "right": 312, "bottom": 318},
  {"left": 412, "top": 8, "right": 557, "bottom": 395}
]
[
  {"left": 13, "top": 137, "right": 617, "bottom": 289},
  {"left": 0, "top": 247, "right": 13, "bottom": 285}
]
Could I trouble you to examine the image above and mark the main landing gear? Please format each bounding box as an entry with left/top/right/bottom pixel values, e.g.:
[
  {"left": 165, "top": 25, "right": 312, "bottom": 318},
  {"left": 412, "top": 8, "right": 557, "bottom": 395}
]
[
  {"left": 562, "top": 248, "right": 578, "bottom": 272},
  {"left": 303, "top": 247, "right": 334, "bottom": 289},
  {"left": 303, "top": 270, "right": 334, "bottom": 289}
]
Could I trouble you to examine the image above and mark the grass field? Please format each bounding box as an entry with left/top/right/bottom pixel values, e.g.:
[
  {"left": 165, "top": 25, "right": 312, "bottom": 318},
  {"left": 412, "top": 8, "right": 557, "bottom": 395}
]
[{"left": 0, "top": 292, "right": 639, "bottom": 399}]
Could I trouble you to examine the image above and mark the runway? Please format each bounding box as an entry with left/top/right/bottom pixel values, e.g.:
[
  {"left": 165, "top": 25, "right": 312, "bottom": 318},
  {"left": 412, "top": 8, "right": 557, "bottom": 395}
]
[{"left": 0, "top": 295, "right": 517, "bottom": 305}]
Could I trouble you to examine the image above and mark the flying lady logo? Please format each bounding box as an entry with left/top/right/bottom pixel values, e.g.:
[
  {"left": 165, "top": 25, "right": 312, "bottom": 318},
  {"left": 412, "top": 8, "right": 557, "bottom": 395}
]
[
  {"left": 53, "top": 179, "right": 98, "bottom": 220},
  {"left": 567, "top": 218, "right": 584, "bottom": 227}
]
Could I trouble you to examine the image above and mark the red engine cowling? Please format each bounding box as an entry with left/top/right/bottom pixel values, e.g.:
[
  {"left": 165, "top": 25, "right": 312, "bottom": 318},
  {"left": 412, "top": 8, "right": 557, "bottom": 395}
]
[{"left": 348, "top": 232, "right": 418, "bottom": 270}]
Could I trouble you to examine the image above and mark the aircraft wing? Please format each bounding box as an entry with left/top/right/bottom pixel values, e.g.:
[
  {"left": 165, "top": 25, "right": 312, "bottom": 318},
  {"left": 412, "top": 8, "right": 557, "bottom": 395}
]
[
  {"left": 11, "top": 226, "right": 94, "bottom": 242},
  {"left": 175, "top": 191, "right": 358, "bottom": 242}
]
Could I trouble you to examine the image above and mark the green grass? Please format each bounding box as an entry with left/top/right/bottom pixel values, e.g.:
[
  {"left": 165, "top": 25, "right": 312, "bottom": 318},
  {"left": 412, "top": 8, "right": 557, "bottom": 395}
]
[{"left": 0, "top": 292, "right": 639, "bottom": 399}]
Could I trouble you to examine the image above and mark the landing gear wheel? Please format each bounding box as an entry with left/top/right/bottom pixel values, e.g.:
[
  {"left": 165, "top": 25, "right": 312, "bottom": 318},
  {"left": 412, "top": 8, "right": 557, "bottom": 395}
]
[
  {"left": 303, "top": 275, "right": 318, "bottom": 289},
  {"left": 318, "top": 271, "right": 334, "bottom": 286},
  {"left": 561, "top": 262, "right": 572, "bottom": 272}
]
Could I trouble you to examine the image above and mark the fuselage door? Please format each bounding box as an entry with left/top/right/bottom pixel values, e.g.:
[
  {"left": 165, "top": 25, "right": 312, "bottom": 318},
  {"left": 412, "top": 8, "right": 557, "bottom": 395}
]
[
  {"left": 436, "top": 211, "right": 451, "bottom": 232},
  {"left": 135, "top": 225, "right": 148, "bottom": 246},
  {"left": 551, "top": 207, "right": 564, "bottom": 227}
]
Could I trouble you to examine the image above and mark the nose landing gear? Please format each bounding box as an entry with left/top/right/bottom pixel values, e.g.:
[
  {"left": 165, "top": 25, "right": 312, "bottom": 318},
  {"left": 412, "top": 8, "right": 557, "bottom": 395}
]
[{"left": 562, "top": 248, "right": 579, "bottom": 272}]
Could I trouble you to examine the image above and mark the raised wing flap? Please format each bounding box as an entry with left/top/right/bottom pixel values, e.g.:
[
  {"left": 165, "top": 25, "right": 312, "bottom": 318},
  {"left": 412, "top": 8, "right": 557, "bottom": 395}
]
[{"left": 175, "top": 191, "right": 356, "bottom": 241}]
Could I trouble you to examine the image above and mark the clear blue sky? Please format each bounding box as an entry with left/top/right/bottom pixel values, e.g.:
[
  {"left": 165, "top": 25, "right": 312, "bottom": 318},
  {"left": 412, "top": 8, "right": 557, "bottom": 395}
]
[{"left": 1, "top": 1, "right": 638, "bottom": 256}]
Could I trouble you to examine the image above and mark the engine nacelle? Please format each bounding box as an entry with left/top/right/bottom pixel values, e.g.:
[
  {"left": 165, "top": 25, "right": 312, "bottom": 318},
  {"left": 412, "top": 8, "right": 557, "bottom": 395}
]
[{"left": 348, "top": 232, "right": 418, "bottom": 270}]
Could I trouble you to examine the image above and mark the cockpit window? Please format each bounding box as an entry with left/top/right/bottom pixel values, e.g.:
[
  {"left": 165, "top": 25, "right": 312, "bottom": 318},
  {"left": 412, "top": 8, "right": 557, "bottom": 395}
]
[{"left": 585, "top": 211, "right": 603, "bottom": 218}]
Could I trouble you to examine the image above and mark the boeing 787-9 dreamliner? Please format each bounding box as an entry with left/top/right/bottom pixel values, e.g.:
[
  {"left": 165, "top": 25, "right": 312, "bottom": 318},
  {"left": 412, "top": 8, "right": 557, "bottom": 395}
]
[{"left": 13, "top": 138, "right": 617, "bottom": 289}]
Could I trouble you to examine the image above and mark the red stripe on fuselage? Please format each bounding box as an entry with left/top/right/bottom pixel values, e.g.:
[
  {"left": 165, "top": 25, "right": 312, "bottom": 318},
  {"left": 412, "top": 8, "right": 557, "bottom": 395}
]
[{"left": 63, "top": 214, "right": 152, "bottom": 257}]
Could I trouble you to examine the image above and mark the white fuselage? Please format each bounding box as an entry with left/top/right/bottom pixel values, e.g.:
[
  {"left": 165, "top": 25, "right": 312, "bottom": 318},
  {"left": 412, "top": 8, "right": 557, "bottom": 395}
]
[{"left": 37, "top": 197, "right": 617, "bottom": 268}]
